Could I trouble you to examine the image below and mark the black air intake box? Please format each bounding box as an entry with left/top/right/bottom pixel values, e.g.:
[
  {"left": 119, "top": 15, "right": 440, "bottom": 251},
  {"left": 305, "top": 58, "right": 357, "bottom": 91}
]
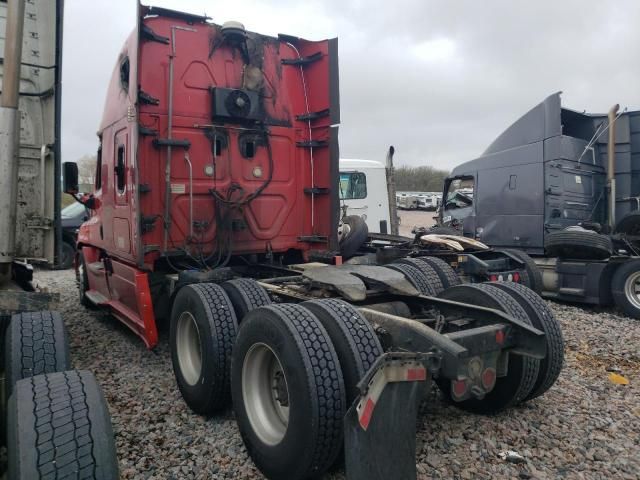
[{"left": 211, "top": 87, "right": 261, "bottom": 121}]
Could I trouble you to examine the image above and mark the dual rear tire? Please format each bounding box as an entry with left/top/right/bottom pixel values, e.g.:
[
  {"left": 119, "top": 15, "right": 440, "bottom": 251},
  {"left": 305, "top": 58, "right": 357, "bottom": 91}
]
[
  {"left": 438, "top": 282, "right": 564, "bottom": 413},
  {"left": 170, "top": 280, "right": 383, "bottom": 480}
]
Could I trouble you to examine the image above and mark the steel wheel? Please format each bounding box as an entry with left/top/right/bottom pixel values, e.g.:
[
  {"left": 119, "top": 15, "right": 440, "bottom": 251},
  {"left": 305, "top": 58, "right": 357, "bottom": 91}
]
[
  {"left": 176, "top": 312, "right": 203, "bottom": 386},
  {"left": 624, "top": 271, "right": 640, "bottom": 310},
  {"left": 242, "top": 342, "right": 289, "bottom": 446}
]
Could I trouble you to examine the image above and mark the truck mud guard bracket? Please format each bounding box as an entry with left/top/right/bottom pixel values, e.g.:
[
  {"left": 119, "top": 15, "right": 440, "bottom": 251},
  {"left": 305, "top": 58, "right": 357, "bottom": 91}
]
[{"left": 344, "top": 352, "right": 432, "bottom": 480}]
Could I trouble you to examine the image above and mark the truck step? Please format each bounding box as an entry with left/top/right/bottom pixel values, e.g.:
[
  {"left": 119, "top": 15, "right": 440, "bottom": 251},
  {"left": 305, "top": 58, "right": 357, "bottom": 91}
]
[
  {"left": 558, "top": 287, "right": 585, "bottom": 296},
  {"left": 85, "top": 290, "right": 109, "bottom": 305}
]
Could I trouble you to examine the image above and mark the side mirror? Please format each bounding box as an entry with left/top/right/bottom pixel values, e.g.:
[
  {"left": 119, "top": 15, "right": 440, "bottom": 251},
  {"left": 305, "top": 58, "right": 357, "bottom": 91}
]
[{"left": 63, "top": 162, "right": 79, "bottom": 195}]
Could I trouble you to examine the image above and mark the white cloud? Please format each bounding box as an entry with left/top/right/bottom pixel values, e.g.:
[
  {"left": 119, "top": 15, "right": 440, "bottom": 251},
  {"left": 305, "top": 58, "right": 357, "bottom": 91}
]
[{"left": 411, "top": 38, "right": 456, "bottom": 63}]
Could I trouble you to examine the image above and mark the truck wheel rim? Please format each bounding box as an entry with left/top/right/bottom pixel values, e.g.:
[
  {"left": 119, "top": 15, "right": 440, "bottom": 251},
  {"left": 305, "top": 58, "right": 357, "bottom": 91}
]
[
  {"left": 176, "top": 311, "right": 202, "bottom": 386},
  {"left": 624, "top": 272, "right": 640, "bottom": 310},
  {"left": 242, "top": 343, "right": 289, "bottom": 446}
]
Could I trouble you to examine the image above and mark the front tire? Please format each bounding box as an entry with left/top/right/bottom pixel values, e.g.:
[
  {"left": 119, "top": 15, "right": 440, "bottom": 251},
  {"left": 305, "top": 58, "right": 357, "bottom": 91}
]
[
  {"left": 611, "top": 259, "right": 640, "bottom": 319},
  {"left": 76, "top": 250, "right": 95, "bottom": 308},
  {"left": 59, "top": 240, "right": 75, "bottom": 269},
  {"left": 170, "top": 283, "right": 238, "bottom": 414},
  {"left": 232, "top": 304, "right": 346, "bottom": 480}
]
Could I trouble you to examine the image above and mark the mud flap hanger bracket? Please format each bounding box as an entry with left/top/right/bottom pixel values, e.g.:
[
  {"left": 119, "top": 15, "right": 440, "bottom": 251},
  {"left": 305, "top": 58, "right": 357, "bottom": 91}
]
[{"left": 344, "top": 352, "right": 437, "bottom": 480}]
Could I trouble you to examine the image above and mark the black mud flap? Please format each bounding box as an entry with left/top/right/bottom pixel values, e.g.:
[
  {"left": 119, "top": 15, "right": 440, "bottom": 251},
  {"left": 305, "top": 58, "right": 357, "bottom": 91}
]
[{"left": 344, "top": 353, "right": 430, "bottom": 480}]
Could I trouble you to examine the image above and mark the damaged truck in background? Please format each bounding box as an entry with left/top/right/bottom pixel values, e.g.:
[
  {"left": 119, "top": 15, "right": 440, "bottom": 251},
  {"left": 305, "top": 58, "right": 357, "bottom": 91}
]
[
  {"left": 438, "top": 92, "right": 640, "bottom": 318},
  {"left": 62, "top": 4, "right": 564, "bottom": 480}
]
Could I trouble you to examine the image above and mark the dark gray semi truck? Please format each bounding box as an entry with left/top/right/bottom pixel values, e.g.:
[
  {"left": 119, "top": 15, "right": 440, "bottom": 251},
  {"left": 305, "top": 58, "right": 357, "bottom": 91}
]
[{"left": 438, "top": 92, "right": 640, "bottom": 318}]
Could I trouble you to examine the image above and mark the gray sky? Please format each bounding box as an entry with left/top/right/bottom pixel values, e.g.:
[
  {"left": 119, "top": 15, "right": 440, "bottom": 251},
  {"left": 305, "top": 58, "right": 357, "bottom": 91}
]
[{"left": 62, "top": 0, "right": 640, "bottom": 170}]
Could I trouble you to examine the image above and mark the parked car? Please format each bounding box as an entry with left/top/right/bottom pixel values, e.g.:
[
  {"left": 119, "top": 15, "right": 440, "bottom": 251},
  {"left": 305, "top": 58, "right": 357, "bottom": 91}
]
[{"left": 60, "top": 202, "right": 88, "bottom": 268}]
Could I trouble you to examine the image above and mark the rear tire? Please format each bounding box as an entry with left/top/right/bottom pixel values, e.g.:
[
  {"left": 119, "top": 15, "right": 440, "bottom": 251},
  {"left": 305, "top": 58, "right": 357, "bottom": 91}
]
[
  {"left": 544, "top": 230, "right": 612, "bottom": 260},
  {"left": 392, "top": 257, "right": 446, "bottom": 294},
  {"left": 5, "top": 311, "right": 71, "bottom": 400},
  {"left": 489, "top": 281, "right": 564, "bottom": 400},
  {"left": 170, "top": 283, "right": 238, "bottom": 414},
  {"left": 437, "top": 284, "right": 539, "bottom": 414},
  {"left": 222, "top": 278, "right": 272, "bottom": 321},
  {"left": 385, "top": 262, "right": 442, "bottom": 297},
  {"left": 231, "top": 304, "right": 346, "bottom": 480},
  {"left": 415, "top": 256, "right": 461, "bottom": 289},
  {"left": 499, "top": 249, "right": 543, "bottom": 294},
  {"left": 611, "top": 259, "right": 640, "bottom": 319},
  {"left": 8, "top": 370, "right": 119, "bottom": 480},
  {"left": 301, "top": 299, "right": 383, "bottom": 401},
  {"left": 339, "top": 215, "right": 369, "bottom": 259}
]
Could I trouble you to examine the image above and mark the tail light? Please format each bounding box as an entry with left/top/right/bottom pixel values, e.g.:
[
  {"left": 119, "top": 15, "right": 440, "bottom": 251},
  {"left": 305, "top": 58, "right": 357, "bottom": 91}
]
[
  {"left": 451, "top": 379, "right": 468, "bottom": 399},
  {"left": 481, "top": 367, "right": 497, "bottom": 390}
]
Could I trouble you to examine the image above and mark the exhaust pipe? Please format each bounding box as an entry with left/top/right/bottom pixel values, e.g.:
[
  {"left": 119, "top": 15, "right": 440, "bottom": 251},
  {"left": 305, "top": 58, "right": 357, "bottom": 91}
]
[
  {"left": 385, "top": 146, "right": 399, "bottom": 235},
  {"left": 607, "top": 104, "right": 620, "bottom": 230}
]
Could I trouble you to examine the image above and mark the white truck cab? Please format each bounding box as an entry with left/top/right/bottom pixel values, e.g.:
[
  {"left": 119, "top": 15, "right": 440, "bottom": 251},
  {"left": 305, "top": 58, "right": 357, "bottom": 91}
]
[{"left": 339, "top": 158, "right": 391, "bottom": 233}]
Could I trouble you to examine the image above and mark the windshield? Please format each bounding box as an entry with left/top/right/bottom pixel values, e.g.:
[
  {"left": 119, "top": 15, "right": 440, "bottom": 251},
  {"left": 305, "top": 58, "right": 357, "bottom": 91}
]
[
  {"left": 61, "top": 202, "right": 86, "bottom": 219},
  {"left": 444, "top": 177, "right": 474, "bottom": 209},
  {"left": 339, "top": 171, "right": 367, "bottom": 199}
]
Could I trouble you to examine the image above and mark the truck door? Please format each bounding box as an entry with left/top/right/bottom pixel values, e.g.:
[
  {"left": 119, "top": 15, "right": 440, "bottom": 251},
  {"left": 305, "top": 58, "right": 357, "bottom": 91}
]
[
  {"left": 112, "top": 129, "right": 132, "bottom": 255},
  {"left": 475, "top": 161, "right": 544, "bottom": 251}
]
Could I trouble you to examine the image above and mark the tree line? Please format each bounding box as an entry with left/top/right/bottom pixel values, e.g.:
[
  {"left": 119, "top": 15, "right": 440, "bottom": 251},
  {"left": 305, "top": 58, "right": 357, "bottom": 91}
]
[{"left": 394, "top": 165, "right": 449, "bottom": 192}]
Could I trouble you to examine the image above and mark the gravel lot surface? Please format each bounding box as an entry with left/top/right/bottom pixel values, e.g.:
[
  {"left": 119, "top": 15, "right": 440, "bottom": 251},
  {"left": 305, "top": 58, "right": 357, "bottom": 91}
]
[
  {"left": 398, "top": 209, "right": 437, "bottom": 236},
  {"left": 3, "top": 269, "right": 638, "bottom": 479}
]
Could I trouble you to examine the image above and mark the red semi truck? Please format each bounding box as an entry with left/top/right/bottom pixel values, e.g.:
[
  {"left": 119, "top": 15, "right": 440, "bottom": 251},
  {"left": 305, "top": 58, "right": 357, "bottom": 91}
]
[{"left": 63, "top": 5, "right": 564, "bottom": 480}]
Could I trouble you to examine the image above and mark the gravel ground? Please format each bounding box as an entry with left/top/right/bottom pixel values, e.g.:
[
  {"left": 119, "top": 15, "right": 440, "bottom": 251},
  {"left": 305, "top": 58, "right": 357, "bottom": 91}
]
[
  {"left": 398, "top": 209, "right": 437, "bottom": 236},
  {"left": 3, "top": 269, "right": 639, "bottom": 479}
]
